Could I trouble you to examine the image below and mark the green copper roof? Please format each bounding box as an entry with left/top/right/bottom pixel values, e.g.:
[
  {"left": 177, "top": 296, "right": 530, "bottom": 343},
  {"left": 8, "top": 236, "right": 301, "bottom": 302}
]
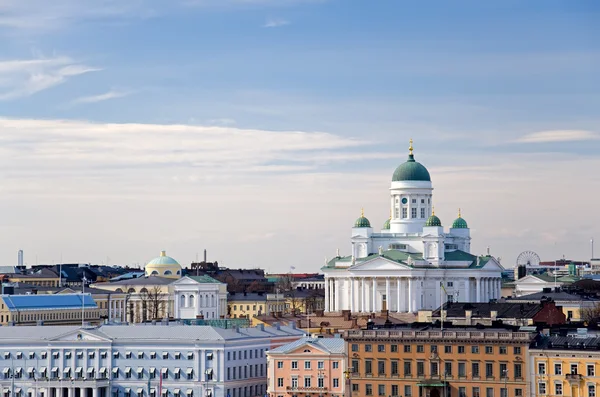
[
  {"left": 392, "top": 154, "right": 431, "bottom": 182},
  {"left": 451, "top": 217, "right": 468, "bottom": 229},
  {"left": 188, "top": 275, "right": 222, "bottom": 284},
  {"left": 354, "top": 216, "right": 371, "bottom": 228},
  {"left": 425, "top": 214, "right": 442, "bottom": 227},
  {"left": 383, "top": 218, "right": 391, "bottom": 230}
]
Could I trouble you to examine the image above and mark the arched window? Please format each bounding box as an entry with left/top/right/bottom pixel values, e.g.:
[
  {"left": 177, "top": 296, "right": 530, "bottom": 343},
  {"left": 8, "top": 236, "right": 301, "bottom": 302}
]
[
  {"left": 164, "top": 270, "right": 172, "bottom": 275},
  {"left": 176, "top": 270, "right": 181, "bottom": 275},
  {"left": 180, "top": 295, "right": 186, "bottom": 308},
  {"left": 189, "top": 295, "right": 195, "bottom": 307},
  {"left": 151, "top": 271, "right": 158, "bottom": 275},
  {"left": 140, "top": 288, "right": 148, "bottom": 294},
  {"left": 210, "top": 295, "right": 214, "bottom": 307},
  {"left": 115, "top": 288, "right": 123, "bottom": 293},
  {"left": 127, "top": 288, "right": 136, "bottom": 294}
]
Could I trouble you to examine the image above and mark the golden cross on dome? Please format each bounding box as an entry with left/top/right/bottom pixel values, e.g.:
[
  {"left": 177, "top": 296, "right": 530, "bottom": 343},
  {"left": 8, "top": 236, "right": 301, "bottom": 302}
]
[
  {"left": 361, "top": 207, "right": 365, "bottom": 217},
  {"left": 432, "top": 206, "right": 435, "bottom": 216},
  {"left": 409, "top": 138, "right": 414, "bottom": 155},
  {"left": 458, "top": 208, "right": 462, "bottom": 218}
]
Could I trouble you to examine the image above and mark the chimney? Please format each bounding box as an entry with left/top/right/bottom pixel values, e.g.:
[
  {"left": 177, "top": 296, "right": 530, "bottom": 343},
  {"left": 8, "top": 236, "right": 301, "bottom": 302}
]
[
  {"left": 465, "top": 310, "right": 472, "bottom": 325},
  {"left": 342, "top": 310, "right": 351, "bottom": 321},
  {"left": 490, "top": 311, "right": 498, "bottom": 320},
  {"left": 204, "top": 249, "right": 207, "bottom": 263},
  {"left": 256, "top": 323, "right": 265, "bottom": 331}
]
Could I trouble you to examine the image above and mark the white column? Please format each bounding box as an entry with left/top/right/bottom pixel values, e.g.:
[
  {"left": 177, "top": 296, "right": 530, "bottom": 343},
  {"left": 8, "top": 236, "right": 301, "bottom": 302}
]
[
  {"left": 92, "top": 388, "right": 98, "bottom": 397},
  {"left": 349, "top": 278, "right": 355, "bottom": 312},
  {"left": 385, "top": 278, "right": 390, "bottom": 311},
  {"left": 334, "top": 278, "right": 340, "bottom": 312},
  {"left": 324, "top": 277, "right": 330, "bottom": 312},
  {"left": 396, "top": 278, "right": 401, "bottom": 312},
  {"left": 476, "top": 278, "right": 481, "bottom": 302},
  {"left": 497, "top": 278, "right": 501, "bottom": 299},
  {"left": 408, "top": 278, "right": 413, "bottom": 312},
  {"left": 464, "top": 278, "right": 471, "bottom": 303},
  {"left": 371, "top": 278, "right": 377, "bottom": 312},
  {"left": 361, "top": 278, "right": 366, "bottom": 312}
]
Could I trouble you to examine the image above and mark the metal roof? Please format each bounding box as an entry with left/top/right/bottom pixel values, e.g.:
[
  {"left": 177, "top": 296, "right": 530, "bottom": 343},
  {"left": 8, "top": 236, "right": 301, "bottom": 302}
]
[
  {"left": 1, "top": 293, "right": 96, "bottom": 311},
  {"left": 268, "top": 336, "right": 345, "bottom": 354}
]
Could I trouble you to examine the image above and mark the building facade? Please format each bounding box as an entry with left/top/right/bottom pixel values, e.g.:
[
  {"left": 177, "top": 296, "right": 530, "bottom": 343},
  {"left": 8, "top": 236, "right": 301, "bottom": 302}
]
[
  {"left": 171, "top": 276, "right": 228, "bottom": 320},
  {"left": 266, "top": 337, "right": 346, "bottom": 397},
  {"left": 344, "top": 326, "right": 535, "bottom": 397},
  {"left": 0, "top": 323, "right": 305, "bottom": 397},
  {"left": 0, "top": 294, "right": 100, "bottom": 326},
  {"left": 322, "top": 141, "right": 504, "bottom": 313}
]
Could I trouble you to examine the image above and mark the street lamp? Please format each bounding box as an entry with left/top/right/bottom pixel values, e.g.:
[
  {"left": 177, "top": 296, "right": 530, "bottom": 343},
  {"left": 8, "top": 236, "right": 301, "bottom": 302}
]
[{"left": 342, "top": 370, "right": 352, "bottom": 397}]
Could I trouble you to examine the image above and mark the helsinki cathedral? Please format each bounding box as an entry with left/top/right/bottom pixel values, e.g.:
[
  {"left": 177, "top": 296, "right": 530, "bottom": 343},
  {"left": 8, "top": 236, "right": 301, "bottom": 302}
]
[{"left": 322, "top": 140, "right": 504, "bottom": 313}]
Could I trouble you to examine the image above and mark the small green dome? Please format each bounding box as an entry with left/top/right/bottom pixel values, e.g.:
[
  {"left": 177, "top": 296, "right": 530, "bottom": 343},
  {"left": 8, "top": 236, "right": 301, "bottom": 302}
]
[
  {"left": 383, "top": 218, "right": 391, "bottom": 230},
  {"left": 354, "top": 216, "right": 371, "bottom": 228},
  {"left": 425, "top": 214, "right": 442, "bottom": 227},
  {"left": 452, "top": 217, "right": 468, "bottom": 229}
]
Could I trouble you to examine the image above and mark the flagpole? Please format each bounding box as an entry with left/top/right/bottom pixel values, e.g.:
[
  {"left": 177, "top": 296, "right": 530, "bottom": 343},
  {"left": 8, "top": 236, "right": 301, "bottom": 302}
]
[{"left": 440, "top": 281, "right": 444, "bottom": 332}]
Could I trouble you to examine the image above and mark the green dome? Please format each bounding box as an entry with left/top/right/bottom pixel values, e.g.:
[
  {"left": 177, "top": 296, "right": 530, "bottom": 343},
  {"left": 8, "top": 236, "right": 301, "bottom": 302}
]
[
  {"left": 354, "top": 216, "right": 371, "bottom": 228},
  {"left": 452, "top": 217, "right": 468, "bottom": 229},
  {"left": 392, "top": 154, "right": 431, "bottom": 182},
  {"left": 425, "top": 214, "right": 442, "bottom": 227},
  {"left": 383, "top": 218, "right": 391, "bottom": 230}
]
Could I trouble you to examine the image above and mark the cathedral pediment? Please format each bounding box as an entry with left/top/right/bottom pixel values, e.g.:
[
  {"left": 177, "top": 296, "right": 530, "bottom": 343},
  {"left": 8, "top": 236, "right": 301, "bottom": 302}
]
[
  {"left": 349, "top": 257, "right": 411, "bottom": 271},
  {"left": 49, "top": 329, "right": 111, "bottom": 342}
]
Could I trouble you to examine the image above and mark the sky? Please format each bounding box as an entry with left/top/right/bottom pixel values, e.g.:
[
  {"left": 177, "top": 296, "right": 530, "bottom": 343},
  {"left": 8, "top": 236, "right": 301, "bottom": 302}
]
[{"left": 1, "top": 0, "right": 599, "bottom": 271}]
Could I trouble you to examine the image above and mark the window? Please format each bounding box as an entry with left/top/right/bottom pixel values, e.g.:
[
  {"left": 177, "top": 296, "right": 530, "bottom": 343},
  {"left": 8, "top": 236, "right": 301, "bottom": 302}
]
[
  {"left": 447, "top": 281, "right": 453, "bottom": 287},
  {"left": 486, "top": 388, "right": 493, "bottom": 397},
  {"left": 404, "top": 361, "right": 412, "bottom": 376},
  {"left": 473, "top": 387, "right": 480, "bottom": 397},
  {"left": 431, "top": 345, "right": 438, "bottom": 353},
  {"left": 351, "top": 344, "right": 359, "bottom": 352},
  {"left": 472, "top": 346, "right": 479, "bottom": 354},
  {"left": 588, "top": 364, "right": 595, "bottom": 376},
  {"left": 411, "top": 208, "right": 417, "bottom": 218},
  {"left": 458, "top": 362, "right": 466, "bottom": 377},
  {"left": 378, "top": 361, "right": 385, "bottom": 375},
  {"left": 513, "top": 347, "right": 521, "bottom": 355},
  {"left": 304, "top": 361, "right": 311, "bottom": 370},
  {"left": 486, "top": 363, "right": 493, "bottom": 378},
  {"left": 317, "top": 377, "right": 324, "bottom": 388},
  {"left": 485, "top": 346, "right": 493, "bottom": 354},
  {"left": 377, "top": 345, "right": 385, "bottom": 352},
  {"left": 430, "top": 362, "right": 439, "bottom": 376},
  {"left": 391, "top": 361, "right": 398, "bottom": 376},
  {"left": 417, "top": 362, "right": 424, "bottom": 377},
  {"left": 554, "top": 363, "right": 562, "bottom": 375},
  {"left": 555, "top": 383, "right": 562, "bottom": 396},
  {"left": 514, "top": 363, "right": 522, "bottom": 379},
  {"left": 352, "top": 385, "right": 359, "bottom": 392},
  {"left": 570, "top": 364, "right": 578, "bottom": 374},
  {"left": 365, "top": 384, "right": 373, "bottom": 396},
  {"left": 538, "top": 383, "right": 546, "bottom": 395},
  {"left": 291, "top": 361, "right": 298, "bottom": 370},
  {"left": 378, "top": 385, "right": 385, "bottom": 396},
  {"left": 417, "top": 345, "right": 424, "bottom": 353},
  {"left": 444, "top": 362, "right": 452, "bottom": 376},
  {"left": 459, "top": 387, "right": 466, "bottom": 397},
  {"left": 317, "top": 361, "right": 324, "bottom": 369},
  {"left": 402, "top": 208, "right": 407, "bottom": 219},
  {"left": 365, "top": 344, "right": 372, "bottom": 352},
  {"left": 444, "top": 346, "right": 452, "bottom": 354},
  {"left": 390, "top": 345, "right": 398, "bottom": 353},
  {"left": 515, "top": 389, "right": 522, "bottom": 397},
  {"left": 567, "top": 310, "right": 573, "bottom": 319},
  {"left": 333, "top": 362, "right": 339, "bottom": 369},
  {"left": 277, "top": 361, "right": 283, "bottom": 369},
  {"left": 404, "top": 386, "right": 412, "bottom": 397},
  {"left": 458, "top": 346, "right": 465, "bottom": 354},
  {"left": 499, "top": 346, "right": 507, "bottom": 354},
  {"left": 365, "top": 360, "right": 372, "bottom": 375},
  {"left": 403, "top": 345, "right": 410, "bottom": 353},
  {"left": 333, "top": 378, "right": 339, "bottom": 388},
  {"left": 412, "top": 198, "right": 416, "bottom": 204},
  {"left": 589, "top": 385, "right": 596, "bottom": 397},
  {"left": 352, "top": 360, "right": 359, "bottom": 374},
  {"left": 277, "top": 378, "right": 283, "bottom": 387},
  {"left": 391, "top": 386, "right": 398, "bottom": 397},
  {"left": 538, "top": 363, "right": 546, "bottom": 375},
  {"left": 472, "top": 363, "right": 480, "bottom": 378},
  {"left": 150, "top": 352, "right": 156, "bottom": 359},
  {"left": 421, "top": 208, "right": 425, "bottom": 218}
]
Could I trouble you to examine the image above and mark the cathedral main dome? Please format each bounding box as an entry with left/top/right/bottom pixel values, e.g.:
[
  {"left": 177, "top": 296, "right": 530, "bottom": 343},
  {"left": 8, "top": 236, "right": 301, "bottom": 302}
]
[{"left": 391, "top": 140, "right": 431, "bottom": 182}]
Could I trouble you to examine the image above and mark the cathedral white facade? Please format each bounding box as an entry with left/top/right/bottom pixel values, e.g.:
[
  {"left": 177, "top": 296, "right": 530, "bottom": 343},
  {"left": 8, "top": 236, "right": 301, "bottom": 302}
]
[{"left": 322, "top": 141, "right": 504, "bottom": 313}]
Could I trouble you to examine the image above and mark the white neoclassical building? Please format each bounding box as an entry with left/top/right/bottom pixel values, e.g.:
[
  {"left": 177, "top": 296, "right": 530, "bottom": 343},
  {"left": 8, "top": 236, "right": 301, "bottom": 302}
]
[
  {"left": 172, "top": 276, "right": 228, "bottom": 320},
  {"left": 322, "top": 141, "right": 504, "bottom": 313}
]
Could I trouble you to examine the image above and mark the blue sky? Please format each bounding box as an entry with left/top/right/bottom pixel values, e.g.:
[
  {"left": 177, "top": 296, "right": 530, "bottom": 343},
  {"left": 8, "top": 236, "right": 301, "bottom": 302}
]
[{"left": 1, "top": 0, "right": 599, "bottom": 269}]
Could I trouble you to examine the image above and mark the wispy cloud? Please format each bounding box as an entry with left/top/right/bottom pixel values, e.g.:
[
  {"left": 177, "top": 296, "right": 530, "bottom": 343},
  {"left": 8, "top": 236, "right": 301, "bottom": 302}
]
[
  {"left": 0, "top": 56, "right": 99, "bottom": 100},
  {"left": 516, "top": 130, "right": 599, "bottom": 143},
  {"left": 263, "top": 17, "right": 289, "bottom": 28},
  {"left": 71, "top": 89, "right": 132, "bottom": 105}
]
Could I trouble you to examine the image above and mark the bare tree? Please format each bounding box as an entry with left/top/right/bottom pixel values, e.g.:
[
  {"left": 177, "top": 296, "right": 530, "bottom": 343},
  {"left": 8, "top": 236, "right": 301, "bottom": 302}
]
[
  {"left": 139, "top": 286, "right": 167, "bottom": 321},
  {"left": 246, "top": 280, "right": 263, "bottom": 293},
  {"left": 275, "top": 274, "right": 294, "bottom": 292},
  {"left": 285, "top": 289, "right": 303, "bottom": 315},
  {"left": 304, "top": 289, "right": 322, "bottom": 314},
  {"left": 582, "top": 303, "right": 600, "bottom": 325}
]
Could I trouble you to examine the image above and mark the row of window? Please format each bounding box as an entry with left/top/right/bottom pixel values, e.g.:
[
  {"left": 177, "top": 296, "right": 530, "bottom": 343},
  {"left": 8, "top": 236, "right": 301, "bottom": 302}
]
[
  {"left": 539, "top": 382, "right": 595, "bottom": 396},
  {"left": 351, "top": 344, "right": 521, "bottom": 355},
  {"left": 226, "top": 349, "right": 264, "bottom": 361},
  {"left": 353, "top": 384, "right": 522, "bottom": 397},
  {"left": 179, "top": 294, "right": 217, "bottom": 308},
  {"left": 279, "top": 360, "right": 340, "bottom": 370},
  {"left": 226, "top": 384, "right": 265, "bottom": 397},
  {"left": 280, "top": 376, "right": 340, "bottom": 389},
  {"left": 3, "top": 367, "right": 207, "bottom": 381},
  {"left": 1, "top": 310, "right": 99, "bottom": 323},
  {"left": 352, "top": 360, "right": 523, "bottom": 379},
  {"left": 226, "top": 364, "right": 264, "bottom": 380},
  {"left": 3, "top": 351, "right": 203, "bottom": 360},
  {"left": 230, "top": 305, "right": 264, "bottom": 312},
  {"left": 537, "top": 362, "right": 595, "bottom": 376}
]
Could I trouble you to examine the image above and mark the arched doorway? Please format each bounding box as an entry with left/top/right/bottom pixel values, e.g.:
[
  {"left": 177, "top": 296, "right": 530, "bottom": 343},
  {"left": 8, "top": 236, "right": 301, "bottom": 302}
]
[{"left": 430, "top": 389, "right": 441, "bottom": 397}]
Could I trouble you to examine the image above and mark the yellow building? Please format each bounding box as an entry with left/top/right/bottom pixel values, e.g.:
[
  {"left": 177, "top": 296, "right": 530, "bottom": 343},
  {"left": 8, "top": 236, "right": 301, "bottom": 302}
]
[
  {"left": 510, "top": 290, "right": 600, "bottom": 322},
  {"left": 531, "top": 335, "right": 600, "bottom": 397},
  {"left": 5, "top": 270, "right": 60, "bottom": 287},
  {"left": 228, "top": 292, "right": 275, "bottom": 318}
]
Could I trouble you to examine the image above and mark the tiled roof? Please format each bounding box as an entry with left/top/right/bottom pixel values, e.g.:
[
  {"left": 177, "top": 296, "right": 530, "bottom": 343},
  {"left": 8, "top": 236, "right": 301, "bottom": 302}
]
[
  {"left": 535, "top": 336, "right": 600, "bottom": 350},
  {"left": 2, "top": 293, "right": 96, "bottom": 311},
  {"left": 188, "top": 275, "right": 223, "bottom": 284},
  {"left": 269, "top": 337, "right": 345, "bottom": 354},
  {"left": 433, "top": 302, "right": 543, "bottom": 319},
  {"left": 95, "top": 276, "right": 175, "bottom": 286},
  {"left": 511, "top": 291, "right": 600, "bottom": 302}
]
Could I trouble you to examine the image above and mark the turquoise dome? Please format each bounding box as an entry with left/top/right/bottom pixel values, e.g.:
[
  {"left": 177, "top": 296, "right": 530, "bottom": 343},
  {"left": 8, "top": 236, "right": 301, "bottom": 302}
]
[
  {"left": 425, "top": 214, "right": 442, "bottom": 227},
  {"left": 383, "top": 218, "right": 391, "bottom": 230},
  {"left": 392, "top": 154, "right": 431, "bottom": 182},
  {"left": 147, "top": 251, "right": 180, "bottom": 266},
  {"left": 452, "top": 217, "right": 468, "bottom": 229},
  {"left": 354, "top": 216, "right": 371, "bottom": 228}
]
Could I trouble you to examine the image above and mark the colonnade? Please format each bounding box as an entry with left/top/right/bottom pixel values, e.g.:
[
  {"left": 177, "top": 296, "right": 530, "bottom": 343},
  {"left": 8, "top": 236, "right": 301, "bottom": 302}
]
[{"left": 324, "top": 276, "right": 502, "bottom": 313}]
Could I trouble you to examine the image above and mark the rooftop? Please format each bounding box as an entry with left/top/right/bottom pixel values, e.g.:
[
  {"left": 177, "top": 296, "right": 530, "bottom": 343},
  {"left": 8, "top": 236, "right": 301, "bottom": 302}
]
[
  {"left": 95, "top": 276, "right": 175, "bottom": 287},
  {"left": 510, "top": 290, "right": 600, "bottom": 302},
  {"left": 1, "top": 293, "right": 96, "bottom": 311},
  {"left": 269, "top": 336, "right": 345, "bottom": 354},
  {"left": 432, "top": 302, "right": 546, "bottom": 319},
  {"left": 187, "top": 275, "right": 223, "bottom": 284}
]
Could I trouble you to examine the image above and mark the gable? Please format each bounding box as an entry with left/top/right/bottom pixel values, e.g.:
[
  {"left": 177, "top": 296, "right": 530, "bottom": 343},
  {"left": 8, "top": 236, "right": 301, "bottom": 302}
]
[
  {"left": 514, "top": 275, "right": 551, "bottom": 285},
  {"left": 350, "top": 257, "right": 411, "bottom": 271},
  {"left": 479, "top": 257, "right": 505, "bottom": 272},
  {"left": 171, "top": 276, "right": 200, "bottom": 286},
  {"left": 288, "top": 344, "right": 329, "bottom": 355},
  {"left": 50, "top": 329, "right": 111, "bottom": 342}
]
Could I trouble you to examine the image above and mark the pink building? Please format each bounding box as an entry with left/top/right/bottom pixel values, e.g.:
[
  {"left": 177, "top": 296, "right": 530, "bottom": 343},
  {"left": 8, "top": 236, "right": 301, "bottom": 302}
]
[{"left": 267, "top": 337, "right": 347, "bottom": 397}]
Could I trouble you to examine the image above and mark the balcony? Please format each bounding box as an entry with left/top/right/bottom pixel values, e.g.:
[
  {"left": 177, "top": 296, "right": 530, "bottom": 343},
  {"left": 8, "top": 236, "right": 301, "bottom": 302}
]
[
  {"left": 566, "top": 373, "right": 583, "bottom": 382},
  {"left": 286, "top": 387, "right": 329, "bottom": 393}
]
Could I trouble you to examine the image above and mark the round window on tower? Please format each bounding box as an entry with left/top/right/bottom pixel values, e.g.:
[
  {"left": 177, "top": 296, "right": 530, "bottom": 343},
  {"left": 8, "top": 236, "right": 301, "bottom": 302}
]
[{"left": 401, "top": 197, "right": 408, "bottom": 204}]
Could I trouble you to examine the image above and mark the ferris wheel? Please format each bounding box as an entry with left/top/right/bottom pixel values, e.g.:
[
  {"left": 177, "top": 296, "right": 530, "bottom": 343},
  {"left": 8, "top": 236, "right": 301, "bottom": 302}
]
[{"left": 516, "top": 251, "right": 541, "bottom": 267}]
